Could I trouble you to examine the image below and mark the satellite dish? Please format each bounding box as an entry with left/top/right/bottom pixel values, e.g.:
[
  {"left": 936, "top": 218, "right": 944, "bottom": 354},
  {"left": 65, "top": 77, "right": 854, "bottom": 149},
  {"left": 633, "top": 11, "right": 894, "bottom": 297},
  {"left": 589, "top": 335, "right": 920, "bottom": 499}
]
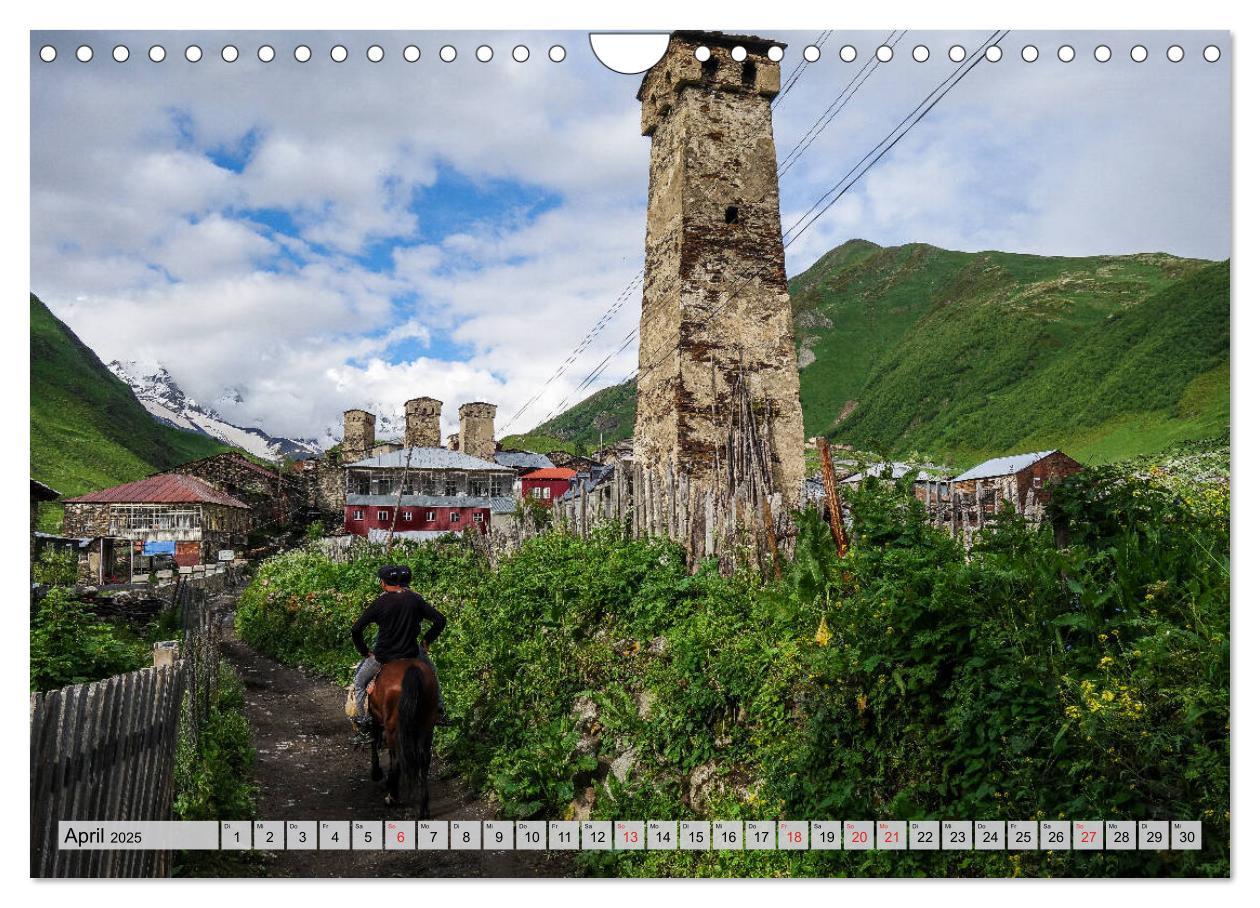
[{"left": 589, "top": 33, "right": 670, "bottom": 74}]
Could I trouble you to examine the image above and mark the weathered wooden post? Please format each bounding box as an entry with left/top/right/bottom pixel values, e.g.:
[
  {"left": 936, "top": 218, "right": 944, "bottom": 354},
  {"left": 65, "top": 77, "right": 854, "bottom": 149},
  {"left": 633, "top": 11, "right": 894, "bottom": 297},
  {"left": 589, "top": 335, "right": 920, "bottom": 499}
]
[{"left": 815, "top": 436, "right": 849, "bottom": 558}]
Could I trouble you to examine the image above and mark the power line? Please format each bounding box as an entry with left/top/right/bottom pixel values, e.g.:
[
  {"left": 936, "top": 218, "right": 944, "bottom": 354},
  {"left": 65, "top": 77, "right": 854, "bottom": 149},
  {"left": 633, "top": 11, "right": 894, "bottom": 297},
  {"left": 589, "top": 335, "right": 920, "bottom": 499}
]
[
  {"left": 777, "top": 29, "right": 905, "bottom": 179},
  {"left": 602, "top": 31, "right": 1008, "bottom": 394},
  {"left": 513, "top": 30, "right": 1005, "bottom": 434},
  {"left": 506, "top": 29, "right": 835, "bottom": 435}
]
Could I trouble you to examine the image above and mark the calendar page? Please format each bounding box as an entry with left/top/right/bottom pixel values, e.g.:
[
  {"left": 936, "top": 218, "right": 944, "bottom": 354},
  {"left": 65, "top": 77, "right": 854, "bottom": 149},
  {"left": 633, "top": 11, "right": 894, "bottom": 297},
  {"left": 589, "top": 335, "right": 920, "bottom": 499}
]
[{"left": 24, "top": 1, "right": 1233, "bottom": 892}]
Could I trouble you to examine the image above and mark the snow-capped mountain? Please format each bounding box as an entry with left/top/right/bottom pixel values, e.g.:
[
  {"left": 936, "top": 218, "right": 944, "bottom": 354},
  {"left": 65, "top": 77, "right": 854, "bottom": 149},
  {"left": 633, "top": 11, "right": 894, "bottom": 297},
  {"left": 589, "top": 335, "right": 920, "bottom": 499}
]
[{"left": 108, "top": 360, "right": 322, "bottom": 462}]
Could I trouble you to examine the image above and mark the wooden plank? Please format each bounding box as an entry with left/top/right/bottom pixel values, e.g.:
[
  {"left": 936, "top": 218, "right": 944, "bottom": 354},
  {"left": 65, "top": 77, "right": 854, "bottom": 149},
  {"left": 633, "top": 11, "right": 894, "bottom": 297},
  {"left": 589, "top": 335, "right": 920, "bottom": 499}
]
[
  {"left": 63, "top": 681, "right": 103, "bottom": 877},
  {"left": 103, "top": 672, "right": 140, "bottom": 878},
  {"left": 29, "top": 688, "right": 62, "bottom": 878}
]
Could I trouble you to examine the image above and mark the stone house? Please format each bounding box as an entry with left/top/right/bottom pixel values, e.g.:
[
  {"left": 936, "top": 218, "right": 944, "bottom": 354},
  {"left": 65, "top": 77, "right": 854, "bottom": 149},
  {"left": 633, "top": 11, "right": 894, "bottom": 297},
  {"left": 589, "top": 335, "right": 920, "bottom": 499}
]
[
  {"left": 63, "top": 473, "right": 251, "bottom": 570},
  {"left": 169, "top": 451, "right": 307, "bottom": 531},
  {"left": 949, "top": 450, "right": 1083, "bottom": 514}
]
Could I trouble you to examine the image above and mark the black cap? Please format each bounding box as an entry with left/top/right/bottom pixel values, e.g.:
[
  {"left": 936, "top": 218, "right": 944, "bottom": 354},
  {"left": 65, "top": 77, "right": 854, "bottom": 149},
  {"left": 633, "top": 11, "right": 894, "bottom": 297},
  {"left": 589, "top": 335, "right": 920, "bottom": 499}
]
[
  {"left": 395, "top": 565, "right": 413, "bottom": 586},
  {"left": 377, "top": 564, "right": 402, "bottom": 584}
]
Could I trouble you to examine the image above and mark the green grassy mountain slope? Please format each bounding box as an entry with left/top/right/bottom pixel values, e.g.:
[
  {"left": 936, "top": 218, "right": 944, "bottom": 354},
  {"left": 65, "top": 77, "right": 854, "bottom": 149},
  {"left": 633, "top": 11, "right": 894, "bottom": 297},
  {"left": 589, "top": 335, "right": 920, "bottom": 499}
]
[
  {"left": 30, "top": 293, "right": 229, "bottom": 529},
  {"left": 525, "top": 240, "right": 1228, "bottom": 467},
  {"left": 802, "top": 243, "right": 1227, "bottom": 464},
  {"left": 517, "top": 378, "right": 637, "bottom": 455}
]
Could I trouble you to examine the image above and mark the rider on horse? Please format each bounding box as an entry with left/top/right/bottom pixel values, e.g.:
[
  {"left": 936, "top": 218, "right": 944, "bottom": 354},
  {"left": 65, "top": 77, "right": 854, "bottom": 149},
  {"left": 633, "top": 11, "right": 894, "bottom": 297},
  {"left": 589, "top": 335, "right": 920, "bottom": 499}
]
[{"left": 350, "top": 564, "right": 450, "bottom": 740}]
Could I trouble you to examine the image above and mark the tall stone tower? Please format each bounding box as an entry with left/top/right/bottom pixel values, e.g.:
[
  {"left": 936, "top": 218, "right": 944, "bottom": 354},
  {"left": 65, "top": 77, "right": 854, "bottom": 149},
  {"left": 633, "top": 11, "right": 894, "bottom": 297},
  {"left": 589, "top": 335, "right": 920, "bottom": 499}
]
[
  {"left": 634, "top": 31, "right": 805, "bottom": 501},
  {"left": 404, "top": 396, "right": 443, "bottom": 448},
  {"left": 342, "top": 409, "right": 376, "bottom": 463},
  {"left": 458, "top": 402, "right": 497, "bottom": 462}
]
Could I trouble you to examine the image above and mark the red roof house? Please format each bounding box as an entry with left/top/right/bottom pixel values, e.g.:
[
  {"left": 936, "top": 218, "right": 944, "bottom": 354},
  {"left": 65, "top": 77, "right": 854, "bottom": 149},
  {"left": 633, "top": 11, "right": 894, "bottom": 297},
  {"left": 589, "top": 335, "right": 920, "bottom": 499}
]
[{"left": 520, "top": 467, "right": 577, "bottom": 507}]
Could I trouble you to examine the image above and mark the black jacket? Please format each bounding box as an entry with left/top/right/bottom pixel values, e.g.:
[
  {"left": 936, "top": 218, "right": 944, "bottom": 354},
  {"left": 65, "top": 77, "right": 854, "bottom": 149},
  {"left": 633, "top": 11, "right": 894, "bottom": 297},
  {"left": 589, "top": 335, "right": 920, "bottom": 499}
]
[{"left": 351, "top": 589, "right": 446, "bottom": 663}]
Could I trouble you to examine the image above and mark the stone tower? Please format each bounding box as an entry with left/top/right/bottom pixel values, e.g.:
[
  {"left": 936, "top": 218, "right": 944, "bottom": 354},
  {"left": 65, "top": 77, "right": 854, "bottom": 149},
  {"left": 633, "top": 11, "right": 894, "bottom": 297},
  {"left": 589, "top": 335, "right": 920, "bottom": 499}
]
[
  {"left": 633, "top": 31, "right": 805, "bottom": 501},
  {"left": 458, "top": 402, "right": 497, "bottom": 462},
  {"left": 404, "top": 396, "right": 443, "bottom": 448},
  {"left": 342, "top": 409, "right": 376, "bottom": 463}
]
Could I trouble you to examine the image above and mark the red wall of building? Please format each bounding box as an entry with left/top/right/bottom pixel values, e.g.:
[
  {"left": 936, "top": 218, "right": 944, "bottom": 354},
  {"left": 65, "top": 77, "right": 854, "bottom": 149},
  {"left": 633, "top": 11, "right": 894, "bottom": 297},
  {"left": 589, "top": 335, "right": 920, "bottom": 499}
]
[
  {"left": 520, "top": 477, "right": 571, "bottom": 506},
  {"left": 344, "top": 504, "right": 490, "bottom": 536}
]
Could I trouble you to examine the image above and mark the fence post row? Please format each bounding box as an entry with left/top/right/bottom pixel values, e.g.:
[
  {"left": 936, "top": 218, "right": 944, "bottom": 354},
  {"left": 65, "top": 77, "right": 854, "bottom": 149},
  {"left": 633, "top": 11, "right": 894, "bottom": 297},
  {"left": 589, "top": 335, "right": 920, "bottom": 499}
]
[{"left": 29, "top": 575, "right": 223, "bottom": 877}]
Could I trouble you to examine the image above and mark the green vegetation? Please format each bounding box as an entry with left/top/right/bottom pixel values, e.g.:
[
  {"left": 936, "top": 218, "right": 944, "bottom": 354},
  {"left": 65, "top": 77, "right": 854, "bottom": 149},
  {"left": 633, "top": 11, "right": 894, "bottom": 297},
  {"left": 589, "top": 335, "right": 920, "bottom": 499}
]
[
  {"left": 30, "top": 293, "right": 229, "bottom": 531},
  {"left": 236, "top": 465, "right": 1228, "bottom": 877},
  {"left": 528, "top": 242, "right": 1228, "bottom": 468},
  {"left": 173, "top": 660, "right": 259, "bottom": 876},
  {"left": 526, "top": 379, "right": 637, "bottom": 453},
  {"left": 31, "top": 546, "right": 77, "bottom": 586},
  {"left": 498, "top": 432, "right": 591, "bottom": 457},
  {"left": 29, "top": 588, "right": 150, "bottom": 691}
]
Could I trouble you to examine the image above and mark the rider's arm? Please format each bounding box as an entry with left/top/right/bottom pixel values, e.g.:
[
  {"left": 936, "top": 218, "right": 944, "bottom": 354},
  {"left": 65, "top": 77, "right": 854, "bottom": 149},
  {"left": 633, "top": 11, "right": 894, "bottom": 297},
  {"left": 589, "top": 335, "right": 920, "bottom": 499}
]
[
  {"left": 419, "top": 599, "right": 447, "bottom": 646},
  {"left": 350, "top": 604, "right": 378, "bottom": 658}
]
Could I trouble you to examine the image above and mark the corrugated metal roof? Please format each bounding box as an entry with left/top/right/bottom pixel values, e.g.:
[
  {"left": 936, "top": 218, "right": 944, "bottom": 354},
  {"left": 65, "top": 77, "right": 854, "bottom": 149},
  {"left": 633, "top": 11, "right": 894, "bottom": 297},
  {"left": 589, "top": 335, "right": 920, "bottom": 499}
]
[
  {"left": 522, "top": 467, "right": 578, "bottom": 481},
  {"left": 66, "top": 473, "right": 250, "bottom": 508},
  {"left": 495, "top": 451, "right": 555, "bottom": 471},
  {"left": 557, "top": 464, "right": 616, "bottom": 501},
  {"left": 347, "top": 446, "right": 512, "bottom": 472},
  {"left": 840, "top": 462, "right": 934, "bottom": 484},
  {"left": 952, "top": 450, "right": 1059, "bottom": 482},
  {"left": 30, "top": 478, "right": 61, "bottom": 500}
]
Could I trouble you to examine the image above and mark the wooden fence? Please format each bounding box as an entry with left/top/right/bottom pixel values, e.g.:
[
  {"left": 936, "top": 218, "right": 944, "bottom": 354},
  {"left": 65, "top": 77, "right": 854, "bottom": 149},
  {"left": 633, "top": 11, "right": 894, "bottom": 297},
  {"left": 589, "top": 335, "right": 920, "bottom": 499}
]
[{"left": 29, "top": 574, "right": 228, "bottom": 878}]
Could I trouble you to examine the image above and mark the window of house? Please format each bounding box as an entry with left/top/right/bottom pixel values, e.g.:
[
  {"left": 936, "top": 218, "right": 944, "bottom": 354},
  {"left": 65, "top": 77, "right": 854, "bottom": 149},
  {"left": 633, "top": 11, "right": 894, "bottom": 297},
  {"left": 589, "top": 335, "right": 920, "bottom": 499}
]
[
  {"left": 702, "top": 56, "right": 718, "bottom": 80},
  {"left": 425, "top": 511, "right": 435, "bottom": 521},
  {"left": 402, "top": 511, "right": 412, "bottom": 522},
  {"left": 1033, "top": 476, "right": 1043, "bottom": 489},
  {"left": 742, "top": 60, "right": 756, "bottom": 86},
  {"left": 420, "top": 473, "right": 437, "bottom": 495},
  {"left": 725, "top": 205, "right": 740, "bottom": 224},
  {"left": 352, "top": 509, "right": 364, "bottom": 521},
  {"left": 450, "top": 512, "right": 460, "bottom": 523},
  {"left": 543, "top": 487, "right": 552, "bottom": 499},
  {"left": 490, "top": 476, "right": 507, "bottom": 497},
  {"left": 531, "top": 487, "right": 543, "bottom": 499},
  {"left": 444, "top": 476, "right": 459, "bottom": 496},
  {"left": 473, "top": 513, "right": 484, "bottom": 523},
  {"left": 377, "top": 510, "right": 389, "bottom": 521}
]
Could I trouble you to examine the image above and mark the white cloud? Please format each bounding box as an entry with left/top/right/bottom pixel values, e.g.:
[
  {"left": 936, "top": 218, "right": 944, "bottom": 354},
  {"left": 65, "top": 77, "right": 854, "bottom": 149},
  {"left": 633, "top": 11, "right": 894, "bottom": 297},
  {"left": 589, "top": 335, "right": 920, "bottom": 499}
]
[{"left": 30, "top": 29, "right": 1230, "bottom": 446}]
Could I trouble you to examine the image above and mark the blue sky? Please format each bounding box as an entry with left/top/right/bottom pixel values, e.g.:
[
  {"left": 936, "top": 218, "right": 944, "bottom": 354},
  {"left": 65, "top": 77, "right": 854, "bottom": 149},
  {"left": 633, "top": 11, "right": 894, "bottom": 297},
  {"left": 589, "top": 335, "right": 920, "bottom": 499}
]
[{"left": 29, "top": 29, "right": 1230, "bottom": 443}]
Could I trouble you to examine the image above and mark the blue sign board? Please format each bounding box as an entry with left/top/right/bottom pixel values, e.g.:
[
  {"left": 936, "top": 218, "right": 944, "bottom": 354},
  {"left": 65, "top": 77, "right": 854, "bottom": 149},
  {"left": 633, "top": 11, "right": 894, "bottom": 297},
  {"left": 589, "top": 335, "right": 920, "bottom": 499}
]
[{"left": 142, "top": 540, "right": 176, "bottom": 556}]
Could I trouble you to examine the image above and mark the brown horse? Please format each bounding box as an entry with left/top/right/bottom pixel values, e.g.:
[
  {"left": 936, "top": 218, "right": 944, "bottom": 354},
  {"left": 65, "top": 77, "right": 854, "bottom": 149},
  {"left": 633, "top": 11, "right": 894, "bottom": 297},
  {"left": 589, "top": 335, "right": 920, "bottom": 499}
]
[{"left": 366, "top": 657, "right": 438, "bottom": 815}]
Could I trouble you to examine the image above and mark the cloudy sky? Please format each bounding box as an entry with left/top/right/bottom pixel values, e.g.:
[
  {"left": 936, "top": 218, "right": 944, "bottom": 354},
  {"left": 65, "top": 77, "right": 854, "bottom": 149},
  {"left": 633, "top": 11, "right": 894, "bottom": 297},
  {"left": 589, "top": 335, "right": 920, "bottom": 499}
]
[{"left": 30, "top": 29, "right": 1230, "bottom": 444}]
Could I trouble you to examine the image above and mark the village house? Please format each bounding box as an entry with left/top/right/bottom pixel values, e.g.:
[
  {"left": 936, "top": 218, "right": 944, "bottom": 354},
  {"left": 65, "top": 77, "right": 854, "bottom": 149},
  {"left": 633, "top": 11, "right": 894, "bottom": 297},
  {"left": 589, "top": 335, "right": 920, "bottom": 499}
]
[
  {"left": 169, "top": 451, "right": 307, "bottom": 530},
  {"left": 520, "top": 467, "right": 577, "bottom": 507},
  {"left": 840, "top": 461, "right": 951, "bottom": 504},
  {"left": 62, "top": 473, "right": 251, "bottom": 575},
  {"left": 340, "top": 396, "right": 517, "bottom": 540},
  {"left": 949, "top": 449, "right": 1083, "bottom": 514}
]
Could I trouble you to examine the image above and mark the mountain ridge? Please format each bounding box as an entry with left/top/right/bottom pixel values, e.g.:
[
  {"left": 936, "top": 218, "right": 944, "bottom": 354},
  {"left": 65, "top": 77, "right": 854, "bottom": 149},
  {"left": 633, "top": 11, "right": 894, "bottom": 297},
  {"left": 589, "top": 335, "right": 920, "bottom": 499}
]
[{"left": 522, "top": 239, "right": 1228, "bottom": 466}]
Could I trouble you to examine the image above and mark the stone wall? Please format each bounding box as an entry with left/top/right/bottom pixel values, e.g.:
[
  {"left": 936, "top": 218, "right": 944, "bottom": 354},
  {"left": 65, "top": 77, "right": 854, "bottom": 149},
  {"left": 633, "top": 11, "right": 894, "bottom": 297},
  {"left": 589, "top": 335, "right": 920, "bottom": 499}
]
[
  {"left": 170, "top": 452, "right": 305, "bottom": 529},
  {"left": 458, "top": 402, "right": 497, "bottom": 462},
  {"left": 308, "top": 458, "right": 347, "bottom": 519},
  {"left": 342, "top": 409, "right": 376, "bottom": 462},
  {"left": 405, "top": 397, "right": 443, "bottom": 448},
  {"left": 633, "top": 31, "right": 805, "bottom": 503}
]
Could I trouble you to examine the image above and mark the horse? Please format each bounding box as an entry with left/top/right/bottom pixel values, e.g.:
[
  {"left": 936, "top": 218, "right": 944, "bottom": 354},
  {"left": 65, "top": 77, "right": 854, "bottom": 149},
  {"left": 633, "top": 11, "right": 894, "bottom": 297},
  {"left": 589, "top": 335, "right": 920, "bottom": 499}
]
[{"left": 366, "top": 657, "right": 438, "bottom": 815}]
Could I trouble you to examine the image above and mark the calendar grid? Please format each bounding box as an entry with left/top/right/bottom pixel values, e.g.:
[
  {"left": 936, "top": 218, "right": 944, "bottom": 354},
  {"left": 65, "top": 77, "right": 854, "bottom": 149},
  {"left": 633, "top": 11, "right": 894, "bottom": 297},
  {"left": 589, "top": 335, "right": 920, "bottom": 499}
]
[{"left": 58, "top": 819, "right": 1203, "bottom": 852}]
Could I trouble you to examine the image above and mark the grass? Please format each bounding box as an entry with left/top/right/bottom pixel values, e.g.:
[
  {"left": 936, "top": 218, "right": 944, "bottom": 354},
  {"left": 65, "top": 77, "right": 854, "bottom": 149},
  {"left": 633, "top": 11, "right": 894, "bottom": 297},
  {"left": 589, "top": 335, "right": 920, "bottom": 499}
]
[
  {"left": 526, "top": 241, "right": 1228, "bottom": 469},
  {"left": 30, "top": 293, "right": 229, "bottom": 520}
]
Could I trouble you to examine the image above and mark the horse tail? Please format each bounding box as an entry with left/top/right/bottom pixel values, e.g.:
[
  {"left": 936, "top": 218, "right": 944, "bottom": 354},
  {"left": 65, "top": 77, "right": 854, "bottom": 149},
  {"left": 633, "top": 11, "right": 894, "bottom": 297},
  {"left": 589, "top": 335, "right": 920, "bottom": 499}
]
[{"left": 395, "top": 663, "right": 427, "bottom": 786}]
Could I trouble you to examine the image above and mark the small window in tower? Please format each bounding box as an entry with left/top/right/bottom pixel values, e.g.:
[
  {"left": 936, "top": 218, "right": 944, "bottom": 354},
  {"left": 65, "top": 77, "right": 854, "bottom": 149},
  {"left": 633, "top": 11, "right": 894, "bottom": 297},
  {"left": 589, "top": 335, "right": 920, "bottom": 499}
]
[
  {"left": 725, "top": 205, "right": 740, "bottom": 224},
  {"left": 701, "top": 56, "right": 718, "bottom": 81},
  {"left": 742, "top": 60, "right": 756, "bottom": 86}
]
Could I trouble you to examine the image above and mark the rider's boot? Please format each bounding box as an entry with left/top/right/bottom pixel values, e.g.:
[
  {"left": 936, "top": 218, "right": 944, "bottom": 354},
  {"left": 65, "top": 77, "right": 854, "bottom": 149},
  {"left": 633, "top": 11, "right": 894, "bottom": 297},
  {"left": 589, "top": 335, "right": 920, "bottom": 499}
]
[{"left": 351, "top": 716, "right": 375, "bottom": 745}]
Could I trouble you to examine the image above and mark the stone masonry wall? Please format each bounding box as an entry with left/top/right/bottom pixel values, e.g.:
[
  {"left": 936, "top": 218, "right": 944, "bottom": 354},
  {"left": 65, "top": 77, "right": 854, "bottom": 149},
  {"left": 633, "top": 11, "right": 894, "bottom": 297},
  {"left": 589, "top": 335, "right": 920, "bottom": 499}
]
[
  {"left": 405, "top": 397, "right": 443, "bottom": 448},
  {"left": 633, "top": 32, "right": 805, "bottom": 501},
  {"left": 459, "top": 402, "right": 497, "bottom": 463}
]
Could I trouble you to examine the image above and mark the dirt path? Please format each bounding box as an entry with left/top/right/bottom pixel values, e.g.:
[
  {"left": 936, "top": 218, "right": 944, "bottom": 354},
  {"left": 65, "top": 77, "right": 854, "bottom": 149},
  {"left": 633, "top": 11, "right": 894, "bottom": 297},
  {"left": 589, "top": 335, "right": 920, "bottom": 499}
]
[{"left": 220, "top": 622, "right": 571, "bottom": 878}]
